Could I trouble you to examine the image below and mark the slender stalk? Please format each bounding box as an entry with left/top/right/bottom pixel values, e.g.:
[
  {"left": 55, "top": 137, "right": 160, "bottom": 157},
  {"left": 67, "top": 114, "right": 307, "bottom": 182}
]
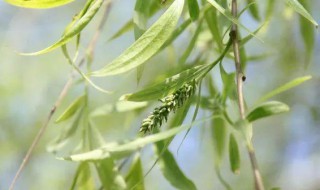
[
  {"left": 8, "top": 2, "right": 112, "bottom": 190},
  {"left": 229, "top": 1, "right": 264, "bottom": 190}
]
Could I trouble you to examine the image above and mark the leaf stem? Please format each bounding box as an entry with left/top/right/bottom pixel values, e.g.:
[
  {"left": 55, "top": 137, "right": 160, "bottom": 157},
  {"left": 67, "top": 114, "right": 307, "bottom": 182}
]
[
  {"left": 229, "top": 1, "right": 264, "bottom": 190},
  {"left": 8, "top": 2, "right": 112, "bottom": 189}
]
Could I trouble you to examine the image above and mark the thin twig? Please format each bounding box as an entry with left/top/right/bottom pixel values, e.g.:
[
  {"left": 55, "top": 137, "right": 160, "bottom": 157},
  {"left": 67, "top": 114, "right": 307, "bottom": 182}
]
[
  {"left": 9, "top": 2, "right": 112, "bottom": 190},
  {"left": 229, "top": 1, "right": 264, "bottom": 190}
]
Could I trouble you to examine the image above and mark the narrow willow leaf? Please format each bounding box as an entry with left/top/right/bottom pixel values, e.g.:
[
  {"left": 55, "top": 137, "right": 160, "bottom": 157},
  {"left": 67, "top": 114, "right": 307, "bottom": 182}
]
[
  {"left": 206, "top": 0, "right": 262, "bottom": 41},
  {"left": 179, "top": 19, "right": 204, "bottom": 64},
  {"left": 285, "top": 0, "right": 318, "bottom": 27},
  {"left": 257, "top": 75, "right": 312, "bottom": 103},
  {"left": 155, "top": 142, "right": 197, "bottom": 190},
  {"left": 58, "top": 116, "right": 214, "bottom": 161},
  {"left": 95, "top": 158, "right": 127, "bottom": 190},
  {"left": 265, "top": 0, "right": 275, "bottom": 20},
  {"left": 247, "top": 101, "right": 290, "bottom": 122},
  {"left": 122, "top": 65, "right": 209, "bottom": 102},
  {"left": 299, "top": 0, "right": 315, "bottom": 67},
  {"left": 211, "top": 117, "right": 227, "bottom": 166},
  {"left": 22, "top": 0, "right": 103, "bottom": 55},
  {"left": 229, "top": 133, "right": 240, "bottom": 174},
  {"left": 90, "top": 0, "right": 184, "bottom": 77},
  {"left": 246, "top": 0, "right": 260, "bottom": 21},
  {"left": 70, "top": 163, "right": 95, "bottom": 190},
  {"left": 90, "top": 101, "right": 148, "bottom": 118},
  {"left": 187, "top": 0, "right": 200, "bottom": 21},
  {"left": 161, "top": 18, "right": 192, "bottom": 50},
  {"left": 55, "top": 95, "right": 85, "bottom": 123},
  {"left": 4, "top": 0, "right": 74, "bottom": 9},
  {"left": 125, "top": 154, "right": 145, "bottom": 190},
  {"left": 48, "top": 109, "right": 83, "bottom": 153},
  {"left": 219, "top": 63, "right": 236, "bottom": 103},
  {"left": 205, "top": 7, "right": 223, "bottom": 49},
  {"left": 108, "top": 20, "right": 134, "bottom": 41}
]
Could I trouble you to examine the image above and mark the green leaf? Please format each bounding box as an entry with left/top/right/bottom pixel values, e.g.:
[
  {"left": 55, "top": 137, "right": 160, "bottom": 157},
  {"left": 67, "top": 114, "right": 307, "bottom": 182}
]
[
  {"left": 219, "top": 63, "right": 236, "bottom": 103},
  {"left": 58, "top": 116, "right": 214, "bottom": 161},
  {"left": 285, "top": 0, "right": 318, "bottom": 27},
  {"left": 108, "top": 20, "right": 134, "bottom": 41},
  {"left": 187, "top": 0, "right": 200, "bottom": 21},
  {"left": 22, "top": 0, "right": 103, "bottom": 55},
  {"left": 299, "top": 0, "right": 315, "bottom": 67},
  {"left": 247, "top": 101, "right": 290, "bottom": 122},
  {"left": 257, "top": 75, "right": 312, "bottom": 103},
  {"left": 90, "top": 0, "right": 185, "bottom": 77},
  {"left": 125, "top": 154, "right": 145, "bottom": 190},
  {"left": 265, "top": 0, "right": 275, "bottom": 20},
  {"left": 90, "top": 101, "right": 148, "bottom": 118},
  {"left": 155, "top": 142, "right": 197, "bottom": 190},
  {"left": 179, "top": 19, "right": 204, "bottom": 64},
  {"left": 211, "top": 117, "right": 227, "bottom": 166},
  {"left": 205, "top": 7, "right": 223, "bottom": 49},
  {"left": 246, "top": 0, "right": 260, "bottom": 21},
  {"left": 48, "top": 109, "right": 83, "bottom": 153},
  {"left": 95, "top": 158, "right": 127, "bottom": 190},
  {"left": 161, "top": 18, "right": 192, "bottom": 50},
  {"left": 4, "top": 0, "right": 74, "bottom": 9},
  {"left": 70, "top": 163, "right": 95, "bottom": 190},
  {"left": 229, "top": 133, "right": 240, "bottom": 174},
  {"left": 55, "top": 95, "right": 85, "bottom": 123},
  {"left": 206, "top": 0, "right": 262, "bottom": 41},
  {"left": 122, "top": 65, "right": 209, "bottom": 102}
]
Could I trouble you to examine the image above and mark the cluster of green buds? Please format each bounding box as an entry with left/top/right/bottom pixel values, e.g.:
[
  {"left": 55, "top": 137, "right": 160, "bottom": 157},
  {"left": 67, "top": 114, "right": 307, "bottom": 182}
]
[{"left": 140, "top": 80, "right": 197, "bottom": 133}]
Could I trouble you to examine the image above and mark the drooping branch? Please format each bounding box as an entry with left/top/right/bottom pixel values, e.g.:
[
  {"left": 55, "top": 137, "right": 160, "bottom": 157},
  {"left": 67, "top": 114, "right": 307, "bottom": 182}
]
[
  {"left": 8, "top": 2, "right": 112, "bottom": 190},
  {"left": 229, "top": 1, "right": 264, "bottom": 190}
]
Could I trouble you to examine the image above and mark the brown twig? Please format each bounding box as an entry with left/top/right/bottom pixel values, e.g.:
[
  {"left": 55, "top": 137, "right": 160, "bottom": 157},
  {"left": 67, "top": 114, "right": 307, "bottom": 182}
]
[
  {"left": 8, "top": 2, "right": 112, "bottom": 190},
  {"left": 229, "top": 0, "right": 264, "bottom": 190}
]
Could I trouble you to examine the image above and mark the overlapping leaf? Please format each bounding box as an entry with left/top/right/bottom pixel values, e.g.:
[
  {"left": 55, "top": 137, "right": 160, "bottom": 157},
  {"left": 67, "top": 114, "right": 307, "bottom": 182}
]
[
  {"left": 247, "top": 101, "right": 290, "bottom": 122},
  {"left": 90, "top": 0, "right": 184, "bottom": 77},
  {"left": 122, "top": 65, "right": 209, "bottom": 102},
  {"left": 22, "top": 0, "right": 103, "bottom": 55},
  {"left": 285, "top": 0, "right": 318, "bottom": 27}
]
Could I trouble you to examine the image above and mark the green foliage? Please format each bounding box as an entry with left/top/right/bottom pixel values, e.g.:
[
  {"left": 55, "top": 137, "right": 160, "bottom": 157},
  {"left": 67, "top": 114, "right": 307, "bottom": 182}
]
[{"left": 6, "top": 0, "right": 318, "bottom": 189}]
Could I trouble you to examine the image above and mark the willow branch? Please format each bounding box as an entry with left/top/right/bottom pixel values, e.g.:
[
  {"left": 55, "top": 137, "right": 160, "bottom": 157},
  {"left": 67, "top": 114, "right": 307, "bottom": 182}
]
[
  {"left": 229, "top": 1, "right": 264, "bottom": 190},
  {"left": 9, "top": 2, "right": 112, "bottom": 190}
]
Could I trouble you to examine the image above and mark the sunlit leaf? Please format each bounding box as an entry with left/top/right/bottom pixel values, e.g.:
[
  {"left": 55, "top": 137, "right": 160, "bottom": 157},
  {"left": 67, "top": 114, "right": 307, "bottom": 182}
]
[
  {"left": 187, "top": 0, "right": 200, "bottom": 21},
  {"left": 161, "top": 18, "right": 192, "bottom": 50},
  {"left": 257, "top": 75, "right": 312, "bottom": 103},
  {"left": 58, "top": 116, "right": 214, "bottom": 161},
  {"left": 22, "top": 0, "right": 103, "bottom": 55},
  {"left": 55, "top": 95, "right": 85, "bottom": 123},
  {"left": 4, "top": 0, "right": 74, "bottom": 9},
  {"left": 155, "top": 141, "right": 197, "bottom": 190},
  {"left": 229, "top": 133, "right": 240, "bottom": 174},
  {"left": 247, "top": 101, "right": 290, "bottom": 122},
  {"left": 285, "top": 0, "right": 318, "bottom": 27},
  {"left": 122, "top": 65, "right": 209, "bottom": 102},
  {"left": 125, "top": 154, "right": 145, "bottom": 190},
  {"left": 90, "top": 0, "right": 185, "bottom": 77}
]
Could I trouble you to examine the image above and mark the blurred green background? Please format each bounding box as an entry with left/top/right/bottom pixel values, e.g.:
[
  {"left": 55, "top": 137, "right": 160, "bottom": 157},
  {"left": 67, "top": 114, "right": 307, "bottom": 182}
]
[{"left": 0, "top": 0, "right": 320, "bottom": 189}]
